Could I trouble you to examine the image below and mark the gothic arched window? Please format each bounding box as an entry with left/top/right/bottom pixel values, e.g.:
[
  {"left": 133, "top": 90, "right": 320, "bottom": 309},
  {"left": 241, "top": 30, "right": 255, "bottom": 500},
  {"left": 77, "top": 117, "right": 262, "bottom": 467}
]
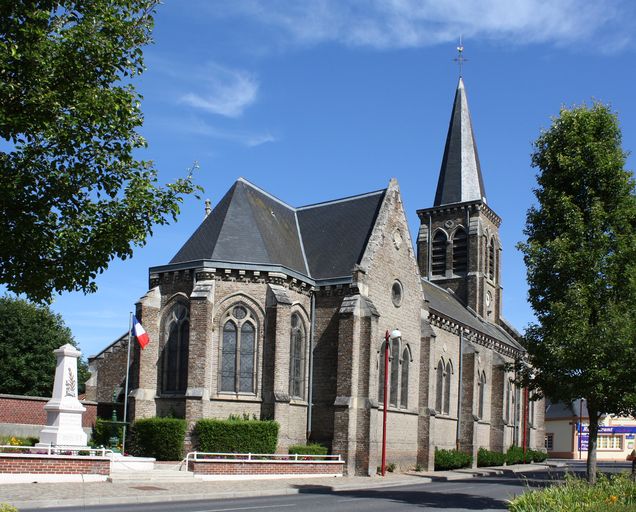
[
  {"left": 478, "top": 371, "right": 487, "bottom": 419},
  {"left": 400, "top": 347, "right": 410, "bottom": 409},
  {"left": 432, "top": 231, "right": 447, "bottom": 276},
  {"left": 435, "top": 359, "right": 444, "bottom": 413},
  {"left": 505, "top": 379, "right": 512, "bottom": 423},
  {"left": 161, "top": 302, "right": 189, "bottom": 394},
  {"left": 220, "top": 304, "right": 257, "bottom": 394},
  {"left": 389, "top": 338, "right": 400, "bottom": 406},
  {"left": 289, "top": 313, "right": 306, "bottom": 399},
  {"left": 452, "top": 228, "right": 468, "bottom": 274},
  {"left": 443, "top": 361, "right": 452, "bottom": 415}
]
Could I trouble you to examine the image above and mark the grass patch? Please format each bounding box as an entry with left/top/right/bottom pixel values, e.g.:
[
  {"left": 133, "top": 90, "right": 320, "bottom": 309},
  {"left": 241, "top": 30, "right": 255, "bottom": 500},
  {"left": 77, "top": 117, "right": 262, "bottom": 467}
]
[{"left": 509, "top": 472, "right": 636, "bottom": 511}]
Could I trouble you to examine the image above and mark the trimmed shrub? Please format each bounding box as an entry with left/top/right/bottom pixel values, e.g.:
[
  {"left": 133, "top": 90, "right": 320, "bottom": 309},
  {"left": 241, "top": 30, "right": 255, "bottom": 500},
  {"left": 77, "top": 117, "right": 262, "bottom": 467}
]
[
  {"left": 528, "top": 449, "right": 548, "bottom": 462},
  {"left": 0, "top": 504, "right": 19, "bottom": 512},
  {"left": 506, "top": 445, "right": 526, "bottom": 465},
  {"left": 434, "top": 448, "right": 472, "bottom": 470},
  {"left": 288, "top": 443, "right": 328, "bottom": 456},
  {"left": 195, "top": 419, "right": 279, "bottom": 454},
  {"left": 128, "top": 417, "right": 186, "bottom": 461},
  {"left": 91, "top": 418, "right": 123, "bottom": 447},
  {"left": 477, "top": 447, "right": 506, "bottom": 467}
]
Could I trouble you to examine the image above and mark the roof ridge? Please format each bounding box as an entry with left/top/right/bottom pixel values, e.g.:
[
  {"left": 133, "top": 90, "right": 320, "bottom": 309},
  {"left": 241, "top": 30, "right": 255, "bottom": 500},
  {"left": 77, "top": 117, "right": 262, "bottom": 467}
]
[
  {"left": 297, "top": 188, "right": 386, "bottom": 210},
  {"left": 237, "top": 177, "right": 295, "bottom": 211}
]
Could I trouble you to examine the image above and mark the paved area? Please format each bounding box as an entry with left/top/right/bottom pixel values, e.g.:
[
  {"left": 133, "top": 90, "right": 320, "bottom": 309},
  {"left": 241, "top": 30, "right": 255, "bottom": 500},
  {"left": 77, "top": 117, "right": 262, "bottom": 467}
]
[{"left": 0, "top": 463, "right": 560, "bottom": 510}]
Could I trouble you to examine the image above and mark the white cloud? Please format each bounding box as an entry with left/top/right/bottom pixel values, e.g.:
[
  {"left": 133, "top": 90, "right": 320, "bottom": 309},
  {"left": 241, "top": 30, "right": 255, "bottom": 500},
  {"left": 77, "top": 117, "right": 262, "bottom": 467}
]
[
  {"left": 180, "top": 117, "right": 277, "bottom": 147},
  {"left": 212, "top": 0, "right": 632, "bottom": 51},
  {"left": 179, "top": 63, "right": 259, "bottom": 117}
]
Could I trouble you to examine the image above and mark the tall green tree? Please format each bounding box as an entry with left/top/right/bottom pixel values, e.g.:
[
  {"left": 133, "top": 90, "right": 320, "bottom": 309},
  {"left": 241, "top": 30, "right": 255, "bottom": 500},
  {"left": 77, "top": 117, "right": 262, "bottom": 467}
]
[
  {"left": 0, "top": 1, "right": 199, "bottom": 303},
  {"left": 518, "top": 103, "right": 636, "bottom": 483},
  {"left": 0, "top": 296, "right": 89, "bottom": 396}
]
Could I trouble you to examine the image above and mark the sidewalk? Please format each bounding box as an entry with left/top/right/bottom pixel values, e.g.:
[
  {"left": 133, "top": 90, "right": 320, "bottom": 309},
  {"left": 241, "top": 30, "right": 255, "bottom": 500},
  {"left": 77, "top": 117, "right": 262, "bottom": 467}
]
[{"left": 0, "top": 463, "right": 562, "bottom": 510}]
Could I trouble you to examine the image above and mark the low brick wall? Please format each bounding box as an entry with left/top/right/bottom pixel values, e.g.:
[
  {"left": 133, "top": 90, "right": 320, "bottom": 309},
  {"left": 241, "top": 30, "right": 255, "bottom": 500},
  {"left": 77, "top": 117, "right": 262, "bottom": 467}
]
[
  {"left": 0, "top": 454, "right": 110, "bottom": 475},
  {"left": 0, "top": 394, "right": 97, "bottom": 429},
  {"left": 188, "top": 459, "right": 344, "bottom": 477}
]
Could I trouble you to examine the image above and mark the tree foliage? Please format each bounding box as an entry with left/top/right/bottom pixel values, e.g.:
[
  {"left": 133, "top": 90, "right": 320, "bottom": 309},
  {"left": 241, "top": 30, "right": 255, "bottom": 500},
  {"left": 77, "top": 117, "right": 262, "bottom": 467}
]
[
  {"left": 0, "top": 1, "right": 200, "bottom": 302},
  {"left": 0, "top": 296, "right": 89, "bottom": 396},
  {"left": 518, "top": 103, "right": 636, "bottom": 482}
]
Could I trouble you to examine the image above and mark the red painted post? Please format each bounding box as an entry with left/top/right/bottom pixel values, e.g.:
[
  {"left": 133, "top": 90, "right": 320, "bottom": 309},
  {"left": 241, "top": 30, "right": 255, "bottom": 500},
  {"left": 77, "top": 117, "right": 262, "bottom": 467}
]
[
  {"left": 522, "top": 386, "right": 529, "bottom": 462},
  {"left": 381, "top": 330, "right": 390, "bottom": 476}
]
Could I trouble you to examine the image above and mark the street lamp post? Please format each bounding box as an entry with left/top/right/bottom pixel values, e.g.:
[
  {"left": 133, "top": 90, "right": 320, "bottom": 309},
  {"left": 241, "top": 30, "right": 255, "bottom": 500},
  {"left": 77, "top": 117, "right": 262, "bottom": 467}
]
[{"left": 381, "top": 329, "right": 401, "bottom": 477}]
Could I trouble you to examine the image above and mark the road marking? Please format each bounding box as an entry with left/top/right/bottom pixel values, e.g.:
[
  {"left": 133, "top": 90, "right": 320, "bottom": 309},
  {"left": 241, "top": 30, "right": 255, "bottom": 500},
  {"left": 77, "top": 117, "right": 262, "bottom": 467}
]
[{"left": 192, "top": 504, "right": 296, "bottom": 512}]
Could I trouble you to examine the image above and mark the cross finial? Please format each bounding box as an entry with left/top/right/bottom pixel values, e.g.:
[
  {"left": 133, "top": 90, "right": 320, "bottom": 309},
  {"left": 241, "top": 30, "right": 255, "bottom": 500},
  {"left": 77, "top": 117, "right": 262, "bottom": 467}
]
[{"left": 453, "top": 36, "right": 467, "bottom": 77}]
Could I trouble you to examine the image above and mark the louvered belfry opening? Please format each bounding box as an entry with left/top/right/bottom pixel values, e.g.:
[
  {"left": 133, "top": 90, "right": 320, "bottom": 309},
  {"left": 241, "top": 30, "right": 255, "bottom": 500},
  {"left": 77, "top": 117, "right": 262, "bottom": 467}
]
[
  {"left": 452, "top": 228, "right": 468, "bottom": 274},
  {"left": 431, "top": 231, "right": 447, "bottom": 276}
]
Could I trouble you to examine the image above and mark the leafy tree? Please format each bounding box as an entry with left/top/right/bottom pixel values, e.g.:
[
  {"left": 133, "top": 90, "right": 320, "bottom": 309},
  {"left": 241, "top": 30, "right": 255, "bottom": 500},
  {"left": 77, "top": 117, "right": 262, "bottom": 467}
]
[
  {"left": 0, "top": 1, "right": 200, "bottom": 303},
  {"left": 518, "top": 103, "right": 636, "bottom": 483},
  {"left": 0, "top": 296, "right": 90, "bottom": 396}
]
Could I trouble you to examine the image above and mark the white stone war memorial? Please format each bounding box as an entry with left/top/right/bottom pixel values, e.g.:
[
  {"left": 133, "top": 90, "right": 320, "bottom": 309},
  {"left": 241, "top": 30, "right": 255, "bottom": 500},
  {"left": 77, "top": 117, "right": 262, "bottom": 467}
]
[
  {"left": 87, "top": 78, "right": 545, "bottom": 475},
  {"left": 37, "top": 344, "right": 88, "bottom": 448}
]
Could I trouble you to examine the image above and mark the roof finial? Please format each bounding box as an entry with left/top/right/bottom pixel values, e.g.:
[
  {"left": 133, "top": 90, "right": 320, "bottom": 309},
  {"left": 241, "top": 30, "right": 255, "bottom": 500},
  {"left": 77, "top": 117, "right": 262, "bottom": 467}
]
[
  {"left": 453, "top": 36, "right": 467, "bottom": 78},
  {"left": 204, "top": 198, "right": 211, "bottom": 218}
]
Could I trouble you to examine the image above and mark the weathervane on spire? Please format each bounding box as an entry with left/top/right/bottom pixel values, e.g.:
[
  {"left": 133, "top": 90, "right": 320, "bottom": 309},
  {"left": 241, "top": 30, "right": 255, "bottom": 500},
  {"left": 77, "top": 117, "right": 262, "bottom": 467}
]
[{"left": 454, "top": 36, "right": 467, "bottom": 77}]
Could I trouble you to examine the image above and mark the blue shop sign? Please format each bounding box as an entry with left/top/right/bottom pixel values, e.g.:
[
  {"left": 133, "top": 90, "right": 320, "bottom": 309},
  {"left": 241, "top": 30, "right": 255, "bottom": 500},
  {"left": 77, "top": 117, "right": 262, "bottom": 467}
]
[{"left": 576, "top": 424, "right": 636, "bottom": 435}]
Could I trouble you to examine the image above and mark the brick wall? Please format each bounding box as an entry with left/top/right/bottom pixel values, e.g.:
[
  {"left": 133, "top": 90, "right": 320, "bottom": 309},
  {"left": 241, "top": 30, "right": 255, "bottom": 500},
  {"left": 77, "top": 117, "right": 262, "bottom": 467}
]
[
  {"left": 0, "top": 394, "right": 97, "bottom": 429},
  {"left": 0, "top": 454, "right": 110, "bottom": 474},
  {"left": 188, "top": 459, "right": 343, "bottom": 476}
]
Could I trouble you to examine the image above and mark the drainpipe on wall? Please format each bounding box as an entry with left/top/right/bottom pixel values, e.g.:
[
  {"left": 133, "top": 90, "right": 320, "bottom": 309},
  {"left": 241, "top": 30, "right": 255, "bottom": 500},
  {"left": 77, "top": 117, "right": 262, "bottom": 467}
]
[
  {"left": 306, "top": 292, "right": 316, "bottom": 440},
  {"left": 456, "top": 328, "right": 464, "bottom": 451}
]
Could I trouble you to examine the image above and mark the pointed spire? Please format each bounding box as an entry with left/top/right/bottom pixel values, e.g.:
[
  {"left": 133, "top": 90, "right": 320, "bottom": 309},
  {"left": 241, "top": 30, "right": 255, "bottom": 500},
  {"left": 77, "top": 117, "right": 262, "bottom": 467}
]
[{"left": 433, "top": 77, "right": 487, "bottom": 206}]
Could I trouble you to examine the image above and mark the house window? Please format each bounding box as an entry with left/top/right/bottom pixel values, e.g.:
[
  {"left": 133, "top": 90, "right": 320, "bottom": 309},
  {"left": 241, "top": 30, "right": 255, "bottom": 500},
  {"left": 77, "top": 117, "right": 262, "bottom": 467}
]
[
  {"left": 432, "top": 231, "right": 447, "bottom": 276},
  {"left": 478, "top": 371, "right": 487, "bottom": 419},
  {"left": 289, "top": 313, "right": 306, "bottom": 399},
  {"left": 598, "top": 435, "right": 623, "bottom": 450},
  {"left": 545, "top": 433, "right": 554, "bottom": 450},
  {"left": 452, "top": 228, "right": 468, "bottom": 274},
  {"left": 220, "top": 304, "right": 257, "bottom": 394},
  {"left": 161, "top": 302, "right": 189, "bottom": 394}
]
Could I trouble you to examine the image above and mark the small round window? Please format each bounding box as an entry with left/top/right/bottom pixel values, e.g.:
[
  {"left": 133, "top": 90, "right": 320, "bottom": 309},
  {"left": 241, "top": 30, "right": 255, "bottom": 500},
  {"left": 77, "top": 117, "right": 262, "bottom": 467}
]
[{"left": 391, "top": 280, "right": 403, "bottom": 307}]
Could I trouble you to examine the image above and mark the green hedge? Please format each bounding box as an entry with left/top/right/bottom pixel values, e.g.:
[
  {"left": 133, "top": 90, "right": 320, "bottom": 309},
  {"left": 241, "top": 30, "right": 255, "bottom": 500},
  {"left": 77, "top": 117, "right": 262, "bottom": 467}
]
[
  {"left": 477, "top": 447, "right": 506, "bottom": 467},
  {"left": 195, "top": 419, "right": 279, "bottom": 454},
  {"left": 506, "top": 445, "right": 526, "bottom": 465},
  {"left": 528, "top": 449, "right": 548, "bottom": 462},
  {"left": 288, "top": 443, "right": 328, "bottom": 456},
  {"left": 434, "top": 448, "right": 472, "bottom": 470},
  {"left": 128, "top": 418, "right": 186, "bottom": 460}
]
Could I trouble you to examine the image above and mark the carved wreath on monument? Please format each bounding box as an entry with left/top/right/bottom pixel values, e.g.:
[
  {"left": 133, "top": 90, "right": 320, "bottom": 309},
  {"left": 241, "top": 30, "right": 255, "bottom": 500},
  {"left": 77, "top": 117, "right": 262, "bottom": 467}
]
[{"left": 65, "top": 368, "right": 77, "bottom": 397}]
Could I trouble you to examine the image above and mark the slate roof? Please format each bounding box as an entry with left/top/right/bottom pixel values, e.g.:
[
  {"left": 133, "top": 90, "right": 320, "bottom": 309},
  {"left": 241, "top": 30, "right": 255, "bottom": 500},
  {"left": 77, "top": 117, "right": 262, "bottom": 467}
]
[
  {"left": 170, "top": 178, "right": 385, "bottom": 282},
  {"left": 545, "top": 399, "right": 589, "bottom": 420},
  {"left": 434, "top": 77, "right": 487, "bottom": 206},
  {"left": 422, "top": 279, "right": 525, "bottom": 352}
]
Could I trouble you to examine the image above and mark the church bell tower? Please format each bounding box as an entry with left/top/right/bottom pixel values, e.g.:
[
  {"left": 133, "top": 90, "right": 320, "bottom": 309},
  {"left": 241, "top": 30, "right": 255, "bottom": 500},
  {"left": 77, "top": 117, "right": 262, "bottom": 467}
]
[{"left": 417, "top": 76, "right": 503, "bottom": 323}]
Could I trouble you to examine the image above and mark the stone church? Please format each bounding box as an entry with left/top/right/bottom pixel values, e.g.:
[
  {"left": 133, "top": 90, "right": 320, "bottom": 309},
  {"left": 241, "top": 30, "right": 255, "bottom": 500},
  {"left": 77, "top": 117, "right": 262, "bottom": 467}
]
[{"left": 87, "top": 78, "right": 545, "bottom": 475}]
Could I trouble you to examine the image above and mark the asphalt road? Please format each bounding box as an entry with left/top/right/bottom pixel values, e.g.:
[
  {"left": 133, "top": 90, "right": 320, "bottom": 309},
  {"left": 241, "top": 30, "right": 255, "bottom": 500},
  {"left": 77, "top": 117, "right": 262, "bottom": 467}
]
[
  {"left": 17, "top": 470, "right": 557, "bottom": 512},
  {"left": 19, "top": 463, "right": 633, "bottom": 512}
]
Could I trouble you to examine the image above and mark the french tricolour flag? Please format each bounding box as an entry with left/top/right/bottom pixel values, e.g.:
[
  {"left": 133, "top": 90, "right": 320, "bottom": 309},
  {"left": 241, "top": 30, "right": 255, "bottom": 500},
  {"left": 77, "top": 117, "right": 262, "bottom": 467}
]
[{"left": 132, "top": 315, "right": 150, "bottom": 349}]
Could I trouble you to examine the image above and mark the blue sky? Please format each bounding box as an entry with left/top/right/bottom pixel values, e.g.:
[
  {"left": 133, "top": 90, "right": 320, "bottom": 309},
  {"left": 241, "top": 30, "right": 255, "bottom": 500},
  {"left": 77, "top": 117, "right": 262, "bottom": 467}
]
[{"left": 47, "top": 0, "right": 636, "bottom": 358}]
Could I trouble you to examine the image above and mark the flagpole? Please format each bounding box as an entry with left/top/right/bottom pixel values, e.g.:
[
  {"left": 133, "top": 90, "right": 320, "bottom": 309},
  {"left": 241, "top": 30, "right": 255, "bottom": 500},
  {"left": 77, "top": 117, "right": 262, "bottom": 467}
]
[{"left": 121, "top": 311, "right": 133, "bottom": 455}]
